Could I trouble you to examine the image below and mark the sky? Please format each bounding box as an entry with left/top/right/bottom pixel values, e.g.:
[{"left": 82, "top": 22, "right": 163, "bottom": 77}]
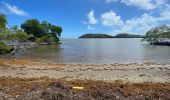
[{"left": 0, "top": 0, "right": 170, "bottom": 38}]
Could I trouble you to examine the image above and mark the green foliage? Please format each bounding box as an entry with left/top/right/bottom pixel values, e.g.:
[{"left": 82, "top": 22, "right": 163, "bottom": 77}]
[
  {"left": 79, "top": 33, "right": 144, "bottom": 38},
  {"left": 79, "top": 33, "right": 114, "bottom": 38},
  {"left": 0, "top": 29, "right": 11, "bottom": 41},
  {"left": 11, "top": 26, "right": 30, "bottom": 43},
  {"left": 0, "top": 13, "right": 7, "bottom": 30},
  {"left": 21, "top": 19, "right": 43, "bottom": 40},
  {"left": 0, "top": 26, "right": 30, "bottom": 53},
  {"left": 35, "top": 37, "right": 46, "bottom": 44},
  {"left": 51, "top": 25, "right": 62, "bottom": 37},
  {"left": 114, "top": 33, "right": 144, "bottom": 38},
  {"left": 0, "top": 13, "right": 30, "bottom": 54},
  {"left": 21, "top": 19, "right": 62, "bottom": 42},
  {"left": 0, "top": 26, "right": 30, "bottom": 43},
  {"left": 0, "top": 42, "right": 11, "bottom": 54},
  {"left": 142, "top": 25, "right": 170, "bottom": 44},
  {"left": 36, "top": 34, "right": 58, "bottom": 44}
]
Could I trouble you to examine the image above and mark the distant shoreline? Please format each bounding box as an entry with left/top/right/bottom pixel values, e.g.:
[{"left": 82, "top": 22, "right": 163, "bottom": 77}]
[
  {"left": 79, "top": 37, "right": 143, "bottom": 39},
  {"left": 79, "top": 33, "right": 144, "bottom": 39}
]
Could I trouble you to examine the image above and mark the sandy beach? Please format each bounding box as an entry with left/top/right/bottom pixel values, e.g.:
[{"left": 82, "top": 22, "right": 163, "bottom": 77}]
[
  {"left": 0, "top": 58, "right": 170, "bottom": 99},
  {"left": 0, "top": 58, "right": 170, "bottom": 83}
]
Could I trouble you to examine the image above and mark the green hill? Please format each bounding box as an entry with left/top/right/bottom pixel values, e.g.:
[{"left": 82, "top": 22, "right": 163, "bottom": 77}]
[
  {"left": 79, "top": 33, "right": 144, "bottom": 38},
  {"left": 79, "top": 33, "right": 114, "bottom": 38},
  {"left": 114, "top": 33, "right": 144, "bottom": 38}
]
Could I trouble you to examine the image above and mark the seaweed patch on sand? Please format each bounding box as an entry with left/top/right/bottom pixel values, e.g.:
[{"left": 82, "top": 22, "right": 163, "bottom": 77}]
[{"left": 0, "top": 77, "right": 170, "bottom": 99}]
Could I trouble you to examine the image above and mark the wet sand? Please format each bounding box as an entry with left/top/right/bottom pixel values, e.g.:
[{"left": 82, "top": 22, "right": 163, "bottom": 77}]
[{"left": 0, "top": 58, "right": 170, "bottom": 83}]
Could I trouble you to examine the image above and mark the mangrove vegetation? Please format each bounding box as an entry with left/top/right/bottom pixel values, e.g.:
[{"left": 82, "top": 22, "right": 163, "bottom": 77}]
[
  {"left": 21, "top": 19, "right": 62, "bottom": 44},
  {"left": 0, "top": 13, "right": 63, "bottom": 54},
  {"left": 142, "top": 25, "right": 170, "bottom": 46}
]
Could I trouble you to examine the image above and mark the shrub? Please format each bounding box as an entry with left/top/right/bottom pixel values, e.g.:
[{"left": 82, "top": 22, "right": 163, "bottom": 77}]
[
  {"left": 36, "top": 34, "right": 57, "bottom": 44},
  {"left": 0, "top": 42, "right": 12, "bottom": 54},
  {"left": 142, "top": 25, "right": 170, "bottom": 44}
]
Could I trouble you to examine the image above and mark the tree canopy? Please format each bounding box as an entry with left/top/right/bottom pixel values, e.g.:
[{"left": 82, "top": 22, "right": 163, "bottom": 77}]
[
  {"left": 0, "top": 26, "right": 30, "bottom": 44},
  {"left": 21, "top": 19, "right": 62, "bottom": 42},
  {"left": 142, "top": 25, "right": 170, "bottom": 44},
  {"left": 0, "top": 13, "right": 30, "bottom": 53},
  {"left": 114, "top": 33, "right": 144, "bottom": 38},
  {"left": 0, "top": 13, "right": 7, "bottom": 30}
]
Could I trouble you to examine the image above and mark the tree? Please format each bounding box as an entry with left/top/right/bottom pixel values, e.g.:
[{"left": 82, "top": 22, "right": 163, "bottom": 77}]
[
  {"left": 51, "top": 25, "right": 62, "bottom": 37},
  {"left": 0, "top": 13, "right": 30, "bottom": 53},
  {"left": 21, "top": 19, "right": 43, "bottom": 40},
  {"left": 41, "top": 21, "right": 52, "bottom": 35},
  {"left": 0, "top": 13, "right": 7, "bottom": 30},
  {"left": 0, "top": 26, "right": 30, "bottom": 44},
  {"left": 21, "top": 19, "right": 62, "bottom": 43},
  {"left": 11, "top": 26, "right": 30, "bottom": 43},
  {"left": 142, "top": 25, "right": 170, "bottom": 44}
]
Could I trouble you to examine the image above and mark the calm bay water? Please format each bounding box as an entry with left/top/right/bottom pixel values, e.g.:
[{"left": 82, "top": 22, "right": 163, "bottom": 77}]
[{"left": 19, "top": 38, "right": 170, "bottom": 64}]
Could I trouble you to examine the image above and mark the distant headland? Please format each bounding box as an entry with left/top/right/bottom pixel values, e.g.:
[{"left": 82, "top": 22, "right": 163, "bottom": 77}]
[{"left": 79, "top": 33, "right": 144, "bottom": 39}]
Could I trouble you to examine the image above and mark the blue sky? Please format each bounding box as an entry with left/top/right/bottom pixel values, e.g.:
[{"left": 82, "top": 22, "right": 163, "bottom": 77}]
[{"left": 0, "top": 0, "right": 170, "bottom": 38}]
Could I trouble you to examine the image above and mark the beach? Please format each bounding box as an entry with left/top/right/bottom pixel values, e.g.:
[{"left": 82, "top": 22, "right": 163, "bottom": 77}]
[
  {"left": 0, "top": 58, "right": 170, "bottom": 99},
  {"left": 0, "top": 58, "right": 170, "bottom": 82}
]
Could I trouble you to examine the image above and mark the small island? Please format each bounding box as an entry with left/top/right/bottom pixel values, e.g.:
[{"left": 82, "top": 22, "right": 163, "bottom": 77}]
[
  {"left": 79, "top": 33, "right": 114, "bottom": 38},
  {"left": 114, "top": 33, "right": 145, "bottom": 38},
  {"left": 79, "top": 33, "right": 144, "bottom": 39}
]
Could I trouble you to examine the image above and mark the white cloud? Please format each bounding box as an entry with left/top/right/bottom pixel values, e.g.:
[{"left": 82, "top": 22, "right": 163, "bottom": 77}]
[
  {"left": 83, "top": 10, "right": 98, "bottom": 30},
  {"left": 105, "top": 0, "right": 167, "bottom": 10},
  {"left": 114, "top": 13, "right": 158, "bottom": 34},
  {"left": 159, "top": 4, "right": 170, "bottom": 20},
  {"left": 85, "top": 0, "right": 169, "bottom": 32},
  {"left": 87, "top": 10, "right": 98, "bottom": 24},
  {"left": 101, "top": 10, "right": 123, "bottom": 27},
  {"left": 121, "top": 0, "right": 156, "bottom": 10},
  {"left": 155, "top": 0, "right": 167, "bottom": 6},
  {"left": 1, "top": 1, "right": 29, "bottom": 17}
]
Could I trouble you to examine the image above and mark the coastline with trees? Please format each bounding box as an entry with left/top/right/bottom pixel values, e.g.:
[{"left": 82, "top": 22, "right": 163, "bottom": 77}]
[
  {"left": 79, "top": 25, "right": 170, "bottom": 46},
  {"left": 142, "top": 25, "right": 170, "bottom": 46},
  {"left": 0, "top": 13, "right": 62, "bottom": 54},
  {"left": 21, "top": 19, "right": 62, "bottom": 44},
  {"left": 79, "top": 33, "right": 144, "bottom": 39},
  {"left": 0, "top": 0, "right": 170, "bottom": 99}
]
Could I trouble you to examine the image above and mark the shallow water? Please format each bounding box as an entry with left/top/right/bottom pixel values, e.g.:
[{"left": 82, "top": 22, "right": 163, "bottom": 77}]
[{"left": 8, "top": 38, "right": 170, "bottom": 64}]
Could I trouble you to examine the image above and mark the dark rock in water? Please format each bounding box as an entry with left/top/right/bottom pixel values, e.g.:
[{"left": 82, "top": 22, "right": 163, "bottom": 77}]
[{"left": 153, "top": 42, "right": 170, "bottom": 46}]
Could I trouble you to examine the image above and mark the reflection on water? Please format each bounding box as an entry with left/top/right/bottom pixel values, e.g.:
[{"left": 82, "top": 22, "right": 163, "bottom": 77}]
[{"left": 13, "top": 39, "right": 170, "bottom": 64}]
